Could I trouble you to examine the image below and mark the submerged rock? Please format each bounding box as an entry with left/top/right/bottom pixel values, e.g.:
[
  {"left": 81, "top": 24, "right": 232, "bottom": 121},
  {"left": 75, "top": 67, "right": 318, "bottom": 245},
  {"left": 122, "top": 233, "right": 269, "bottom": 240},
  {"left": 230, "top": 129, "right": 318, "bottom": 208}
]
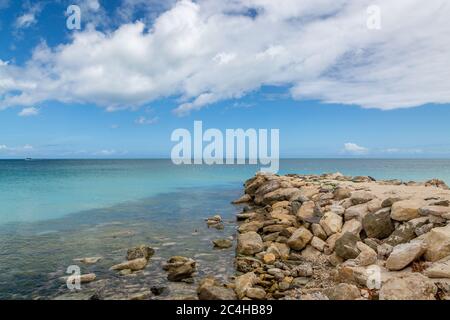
[
  {"left": 127, "top": 245, "right": 155, "bottom": 261},
  {"left": 110, "top": 258, "right": 148, "bottom": 272}
]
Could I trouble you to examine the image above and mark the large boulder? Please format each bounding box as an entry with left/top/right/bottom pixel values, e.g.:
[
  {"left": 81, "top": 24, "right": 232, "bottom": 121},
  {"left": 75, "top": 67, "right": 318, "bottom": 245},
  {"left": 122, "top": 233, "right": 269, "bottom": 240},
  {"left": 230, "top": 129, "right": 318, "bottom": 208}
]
[
  {"left": 237, "top": 232, "right": 264, "bottom": 255},
  {"left": 344, "top": 204, "right": 369, "bottom": 221},
  {"left": 350, "top": 191, "right": 375, "bottom": 205},
  {"left": 333, "top": 187, "right": 352, "bottom": 200},
  {"left": 320, "top": 211, "right": 343, "bottom": 236},
  {"left": 419, "top": 205, "right": 450, "bottom": 218},
  {"left": 385, "top": 222, "right": 416, "bottom": 246},
  {"left": 362, "top": 208, "right": 395, "bottom": 239},
  {"left": 335, "top": 232, "right": 360, "bottom": 260},
  {"left": 391, "top": 199, "right": 425, "bottom": 221},
  {"left": 287, "top": 226, "right": 313, "bottom": 251},
  {"left": 379, "top": 273, "right": 437, "bottom": 300},
  {"left": 424, "top": 256, "right": 450, "bottom": 278},
  {"left": 385, "top": 241, "right": 426, "bottom": 271},
  {"left": 424, "top": 225, "right": 450, "bottom": 261}
]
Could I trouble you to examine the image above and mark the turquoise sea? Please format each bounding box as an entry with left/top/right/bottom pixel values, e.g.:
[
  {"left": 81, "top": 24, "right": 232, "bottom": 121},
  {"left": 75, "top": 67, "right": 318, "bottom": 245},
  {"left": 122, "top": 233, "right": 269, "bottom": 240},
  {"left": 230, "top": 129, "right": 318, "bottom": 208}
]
[{"left": 1, "top": 159, "right": 450, "bottom": 299}]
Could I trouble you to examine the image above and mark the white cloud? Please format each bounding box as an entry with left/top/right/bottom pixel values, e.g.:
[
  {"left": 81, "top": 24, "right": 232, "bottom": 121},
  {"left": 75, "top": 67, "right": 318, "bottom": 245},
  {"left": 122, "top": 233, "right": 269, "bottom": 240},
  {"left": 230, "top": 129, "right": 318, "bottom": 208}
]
[
  {"left": 0, "top": 144, "right": 34, "bottom": 154},
  {"left": 18, "top": 107, "right": 39, "bottom": 117},
  {"left": 15, "top": 4, "right": 42, "bottom": 29},
  {"left": 135, "top": 116, "right": 159, "bottom": 125},
  {"left": 343, "top": 142, "right": 369, "bottom": 154},
  {"left": 2, "top": 0, "right": 450, "bottom": 115}
]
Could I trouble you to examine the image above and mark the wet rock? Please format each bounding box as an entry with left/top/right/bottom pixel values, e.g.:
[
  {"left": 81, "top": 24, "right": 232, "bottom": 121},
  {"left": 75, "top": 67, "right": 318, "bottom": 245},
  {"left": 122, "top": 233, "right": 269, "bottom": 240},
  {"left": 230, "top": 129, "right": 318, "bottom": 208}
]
[
  {"left": 197, "top": 277, "right": 237, "bottom": 300},
  {"left": 324, "top": 283, "right": 361, "bottom": 300},
  {"left": 386, "top": 241, "right": 426, "bottom": 271},
  {"left": 163, "top": 256, "right": 196, "bottom": 282},
  {"left": 362, "top": 208, "right": 395, "bottom": 239},
  {"left": 287, "top": 226, "right": 313, "bottom": 251},
  {"left": 424, "top": 224, "right": 450, "bottom": 261},
  {"left": 335, "top": 232, "right": 360, "bottom": 260},
  {"left": 237, "top": 231, "right": 264, "bottom": 255},
  {"left": 213, "top": 239, "right": 232, "bottom": 249},
  {"left": 232, "top": 194, "right": 252, "bottom": 204},
  {"left": 350, "top": 191, "right": 375, "bottom": 205},
  {"left": 127, "top": 245, "right": 155, "bottom": 261},
  {"left": 320, "top": 211, "right": 343, "bottom": 236},
  {"left": 391, "top": 200, "right": 425, "bottom": 221},
  {"left": 110, "top": 258, "right": 148, "bottom": 272},
  {"left": 61, "top": 273, "right": 97, "bottom": 284},
  {"left": 236, "top": 212, "right": 257, "bottom": 220},
  {"left": 379, "top": 273, "right": 437, "bottom": 300}
]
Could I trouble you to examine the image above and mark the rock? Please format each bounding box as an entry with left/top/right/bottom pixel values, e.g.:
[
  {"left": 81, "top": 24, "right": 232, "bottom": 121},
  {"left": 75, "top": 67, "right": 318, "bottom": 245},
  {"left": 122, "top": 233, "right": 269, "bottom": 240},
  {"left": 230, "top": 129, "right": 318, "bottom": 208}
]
[
  {"left": 263, "top": 253, "right": 276, "bottom": 264},
  {"left": 62, "top": 273, "right": 97, "bottom": 284},
  {"left": 254, "top": 180, "right": 281, "bottom": 203},
  {"left": 356, "top": 242, "right": 377, "bottom": 266},
  {"left": 197, "top": 277, "right": 237, "bottom": 300},
  {"left": 328, "top": 252, "right": 344, "bottom": 266},
  {"left": 235, "top": 257, "right": 263, "bottom": 273},
  {"left": 301, "top": 245, "right": 322, "bottom": 261},
  {"left": 110, "top": 258, "right": 148, "bottom": 272},
  {"left": 301, "top": 292, "right": 329, "bottom": 300},
  {"left": 310, "top": 236, "right": 327, "bottom": 252},
  {"left": 73, "top": 257, "right": 102, "bottom": 265},
  {"left": 213, "top": 239, "right": 232, "bottom": 249},
  {"left": 324, "top": 233, "right": 341, "bottom": 255},
  {"left": 296, "top": 201, "right": 321, "bottom": 223},
  {"left": 366, "top": 198, "right": 382, "bottom": 214},
  {"left": 150, "top": 286, "right": 166, "bottom": 296},
  {"left": 236, "top": 212, "right": 257, "bottom": 220},
  {"left": 245, "top": 175, "right": 266, "bottom": 195},
  {"left": 291, "top": 277, "right": 310, "bottom": 287},
  {"left": 311, "top": 223, "right": 328, "bottom": 240},
  {"left": 424, "top": 256, "right": 450, "bottom": 278},
  {"left": 126, "top": 245, "right": 155, "bottom": 261},
  {"left": 129, "top": 291, "right": 151, "bottom": 300},
  {"left": 287, "top": 227, "right": 313, "bottom": 251},
  {"left": 379, "top": 273, "right": 437, "bottom": 300},
  {"left": 364, "top": 238, "right": 381, "bottom": 251},
  {"left": 329, "top": 205, "right": 345, "bottom": 215},
  {"left": 292, "top": 264, "right": 313, "bottom": 277},
  {"left": 237, "top": 232, "right": 264, "bottom": 255},
  {"left": 245, "top": 287, "right": 266, "bottom": 300},
  {"left": 320, "top": 211, "right": 343, "bottom": 236},
  {"left": 377, "top": 243, "right": 393, "bottom": 260},
  {"left": 235, "top": 272, "right": 258, "bottom": 299},
  {"left": 419, "top": 206, "right": 450, "bottom": 218},
  {"left": 163, "top": 256, "right": 196, "bottom": 281},
  {"left": 232, "top": 194, "right": 252, "bottom": 204},
  {"left": 344, "top": 204, "right": 368, "bottom": 221},
  {"left": 341, "top": 219, "right": 362, "bottom": 236},
  {"left": 381, "top": 197, "right": 403, "bottom": 208},
  {"left": 386, "top": 241, "right": 426, "bottom": 271},
  {"left": 424, "top": 224, "right": 450, "bottom": 261},
  {"left": 391, "top": 200, "right": 425, "bottom": 221},
  {"left": 425, "top": 178, "right": 449, "bottom": 190},
  {"left": 334, "top": 187, "right": 352, "bottom": 200},
  {"left": 238, "top": 221, "right": 264, "bottom": 233},
  {"left": 385, "top": 222, "right": 416, "bottom": 246},
  {"left": 335, "top": 232, "right": 360, "bottom": 260},
  {"left": 362, "top": 208, "right": 395, "bottom": 239},
  {"left": 324, "top": 283, "right": 361, "bottom": 300},
  {"left": 263, "top": 188, "right": 299, "bottom": 204},
  {"left": 350, "top": 191, "right": 375, "bottom": 205},
  {"left": 267, "top": 243, "right": 290, "bottom": 260}
]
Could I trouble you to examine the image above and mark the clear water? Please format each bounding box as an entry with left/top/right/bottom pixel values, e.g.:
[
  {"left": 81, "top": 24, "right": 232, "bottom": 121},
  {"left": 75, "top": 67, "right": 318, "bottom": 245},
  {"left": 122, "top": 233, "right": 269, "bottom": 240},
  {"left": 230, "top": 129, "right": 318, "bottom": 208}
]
[{"left": 1, "top": 159, "right": 450, "bottom": 299}]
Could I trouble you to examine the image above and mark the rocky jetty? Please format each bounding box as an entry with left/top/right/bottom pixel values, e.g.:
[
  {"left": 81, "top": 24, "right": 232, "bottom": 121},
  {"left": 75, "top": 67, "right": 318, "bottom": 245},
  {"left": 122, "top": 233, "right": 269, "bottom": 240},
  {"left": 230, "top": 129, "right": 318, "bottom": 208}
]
[{"left": 231, "top": 172, "right": 450, "bottom": 300}]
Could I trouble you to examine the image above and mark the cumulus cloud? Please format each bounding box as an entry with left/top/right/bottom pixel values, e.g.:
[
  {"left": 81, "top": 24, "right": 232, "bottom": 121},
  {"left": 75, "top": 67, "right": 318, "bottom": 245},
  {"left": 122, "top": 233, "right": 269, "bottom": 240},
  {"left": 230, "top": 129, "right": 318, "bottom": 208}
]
[
  {"left": 343, "top": 142, "right": 369, "bottom": 154},
  {"left": 1, "top": 0, "right": 450, "bottom": 115},
  {"left": 18, "top": 107, "right": 39, "bottom": 117}
]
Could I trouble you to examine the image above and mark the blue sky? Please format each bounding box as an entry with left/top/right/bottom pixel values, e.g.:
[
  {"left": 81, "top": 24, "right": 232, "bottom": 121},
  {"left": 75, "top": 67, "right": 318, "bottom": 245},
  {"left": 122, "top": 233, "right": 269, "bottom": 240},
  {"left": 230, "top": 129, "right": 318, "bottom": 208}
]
[{"left": 1, "top": 0, "right": 450, "bottom": 158}]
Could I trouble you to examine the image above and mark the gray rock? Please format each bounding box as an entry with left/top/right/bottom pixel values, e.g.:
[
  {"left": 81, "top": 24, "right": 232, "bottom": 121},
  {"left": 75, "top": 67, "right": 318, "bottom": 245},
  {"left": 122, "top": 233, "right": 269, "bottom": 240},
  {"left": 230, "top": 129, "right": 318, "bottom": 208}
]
[
  {"left": 127, "top": 245, "right": 155, "bottom": 261},
  {"left": 335, "top": 232, "right": 361, "bottom": 260},
  {"left": 362, "top": 208, "right": 395, "bottom": 239}
]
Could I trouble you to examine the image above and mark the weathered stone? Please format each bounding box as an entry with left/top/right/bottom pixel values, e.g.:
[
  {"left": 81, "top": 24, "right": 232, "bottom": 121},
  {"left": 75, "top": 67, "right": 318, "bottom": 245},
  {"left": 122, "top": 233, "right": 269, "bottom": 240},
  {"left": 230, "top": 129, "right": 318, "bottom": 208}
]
[
  {"left": 386, "top": 241, "right": 426, "bottom": 270},
  {"left": 213, "top": 239, "right": 232, "bottom": 249},
  {"left": 237, "top": 232, "right": 264, "bottom": 255},
  {"left": 127, "top": 245, "right": 155, "bottom": 261},
  {"left": 377, "top": 243, "right": 393, "bottom": 260},
  {"left": 385, "top": 222, "right": 416, "bottom": 246},
  {"left": 424, "top": 256, "right": 450, "bottom": 278},
  {"left": 425, "top": 178, "right": 449, "bottom": 190},
  {"left": 61, "top": 273, "right": 96, "bottom": 284},
  {"left": 335, "top": 232, "right": 360, "bottom": 260},
  {"left": 245, "top": 287, "right": 266, "bottom": 300},
  {"left": 324, "top": 233, "right": 341, "bottom": 255},
  {"left": 424, "top": 225, "right": 450, "bottom": 261},
  {"left": 163, "top": 256, "right": 196, "bottom": 281},
  {"left": 351, "top": 191, "right": 375, "bottom": 205},
  {"left": 381, "top": 197, "right": 403, "bottom": 208},
  {"left": 344, "top": 204, "right": 369, "bottom": 221},
  {"left": 324, "top": 283, "right": 361, "bottom": 300},
  {"left": 263, "top": 253, "right": 276, "bottom": 264},
  {"left": 356, "top": 242, "right": 377, "bottom": 266},
  {"left": 263, "top": 188, "right": 299, "bottom": 204},
  {"left": 367, "top": 198, "right": 383, "bottom": 214},
  {"left": 311, "top": 236, "right": 327, "bottom": 252},
  {"left": 391, "top": 200, "right": 425, "bottom": 221},
  {"left": 419, "top": 206, "right": 450, "bottom": 218},
  {"left": 197, "top": 277, "right": 237, "bottom": 300},
  {"left": 379, "top": 273, "right": 437, "bottom": 300},
  {"left": 238, "top": 221, "right": 264, "bottom": 233},
  {"left": 320, "top": 211, "right": 343, "bottom": 236},
  {"left": 235, "top": 272, "right": 258, "bottom": 299},
  {"left": 341, "top": 219, "right": 362, "bottom": 236},
  {"left": 362, "top": 208, "right": 395, "bottom": 239},
  {"left": 311, "top": 223, "right": 328, "bottom": 240},
  {"left": 232, "top": 194, "right": 252, "bottom": 204},
  {"left": 287, "top": 226, "right": 313, "bottom": 251},
  {"left": 334, "top": 187, "right": 352, "bottom": 200},
  {"left": 266, "top": 242, "right": 290, "bottom": 260},
  {"left": 296, "top": 201, "right": 321, "bottom": 223},
  {"left": 301, "top": 245, "right": 322, "bottom": 261},
  {"left": 110, "top": 258, "right": 148, "bottom": 272}
]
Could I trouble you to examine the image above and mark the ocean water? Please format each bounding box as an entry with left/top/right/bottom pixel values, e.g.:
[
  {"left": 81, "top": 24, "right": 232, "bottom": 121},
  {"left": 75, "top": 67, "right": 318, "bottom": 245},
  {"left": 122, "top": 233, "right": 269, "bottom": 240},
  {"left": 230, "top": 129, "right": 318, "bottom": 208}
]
[{"left": 1, "top": 159, "right": 450, "bottom": 299}]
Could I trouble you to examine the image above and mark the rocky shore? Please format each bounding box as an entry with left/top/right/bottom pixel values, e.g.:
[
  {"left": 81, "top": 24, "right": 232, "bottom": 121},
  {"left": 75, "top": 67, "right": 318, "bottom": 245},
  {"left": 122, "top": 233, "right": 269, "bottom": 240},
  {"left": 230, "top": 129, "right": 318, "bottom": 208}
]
[{"left": 59, "top": 173, "right": 450, "bottom": 300}]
